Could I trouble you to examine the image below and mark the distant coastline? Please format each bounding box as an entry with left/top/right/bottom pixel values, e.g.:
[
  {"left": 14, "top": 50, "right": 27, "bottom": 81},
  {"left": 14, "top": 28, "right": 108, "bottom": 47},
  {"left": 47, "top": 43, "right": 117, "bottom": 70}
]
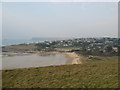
[
  {"left": 2, "top": 37, "right": 72, "bottom": 46},
  {"left": 2, "top": 39, "right": 44, "bottom": 46},
  {"left": 2, "top": 37, "right": 118, "bottom": 46}
]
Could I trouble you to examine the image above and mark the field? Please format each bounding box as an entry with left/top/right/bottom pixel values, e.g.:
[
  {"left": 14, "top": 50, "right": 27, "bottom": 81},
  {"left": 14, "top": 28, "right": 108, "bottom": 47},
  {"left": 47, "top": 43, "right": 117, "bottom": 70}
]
[
  {"left": 3, "top": 44, "right": 37, "bottom": 52},
  {"left": 2, "top": 56, "right": 118, "bottom": 88}
]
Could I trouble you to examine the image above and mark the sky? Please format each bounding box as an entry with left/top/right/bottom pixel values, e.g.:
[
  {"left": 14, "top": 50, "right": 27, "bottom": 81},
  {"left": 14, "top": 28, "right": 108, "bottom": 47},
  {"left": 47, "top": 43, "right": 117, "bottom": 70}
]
[
  {"left": 1, "top": 0, "right": 119, "bottom": 2},
  {"left": 0, "top": 3, "right": 2, "bottom": 42},
  {"left": 2, "top": 2, "right": 118, "bottom": 40}
]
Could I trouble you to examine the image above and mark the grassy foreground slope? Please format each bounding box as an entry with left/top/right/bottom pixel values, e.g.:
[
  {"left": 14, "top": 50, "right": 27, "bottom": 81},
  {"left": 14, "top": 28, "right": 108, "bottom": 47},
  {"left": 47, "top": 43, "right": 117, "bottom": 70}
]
[{"left": 3, "top": 56, "right": 118, "bottom": 88}]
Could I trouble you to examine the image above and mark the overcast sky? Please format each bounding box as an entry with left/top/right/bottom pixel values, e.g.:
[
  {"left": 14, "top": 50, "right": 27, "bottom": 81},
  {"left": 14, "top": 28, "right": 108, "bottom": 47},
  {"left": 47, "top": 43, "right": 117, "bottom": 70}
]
[{"left": 2, "top": 2, "right": 118, "bottom": 39}]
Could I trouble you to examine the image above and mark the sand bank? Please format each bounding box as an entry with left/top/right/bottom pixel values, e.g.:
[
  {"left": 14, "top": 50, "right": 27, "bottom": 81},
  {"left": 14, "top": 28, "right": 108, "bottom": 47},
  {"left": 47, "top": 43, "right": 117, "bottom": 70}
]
[{"left": 65, "top": 52, "right": 82, "bottom": 65}]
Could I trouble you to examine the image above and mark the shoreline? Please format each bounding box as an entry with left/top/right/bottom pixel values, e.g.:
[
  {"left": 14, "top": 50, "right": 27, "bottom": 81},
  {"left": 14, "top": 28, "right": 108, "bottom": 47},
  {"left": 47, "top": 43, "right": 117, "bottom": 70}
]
[
  {"left": 2, "top": 51, "right": 82, "bottom": 65},
  {"left": 2, "top": 51, "right": 82, "bottom": 70},
  {"left": 2, "top": 51, "right": 60, "bottom": 57},
  {"left": 65, "top": 52, "right": 82, "bottom": 65}
]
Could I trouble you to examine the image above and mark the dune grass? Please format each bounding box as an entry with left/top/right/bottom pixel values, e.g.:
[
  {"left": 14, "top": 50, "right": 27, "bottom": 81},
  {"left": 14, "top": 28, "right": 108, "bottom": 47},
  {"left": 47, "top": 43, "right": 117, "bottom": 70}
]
[{"left": 2, "top": 56, "right": 118, "bottom": 88}]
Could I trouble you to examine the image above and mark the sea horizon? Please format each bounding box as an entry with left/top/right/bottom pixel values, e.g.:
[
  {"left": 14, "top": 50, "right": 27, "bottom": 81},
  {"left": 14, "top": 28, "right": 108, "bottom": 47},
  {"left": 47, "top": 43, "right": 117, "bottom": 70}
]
[
  {"left": 2, "top": 37, "right": 72, "bottom": 46},
  {"left": 2, "top": 37, "right": 119, "bottom": 46}
]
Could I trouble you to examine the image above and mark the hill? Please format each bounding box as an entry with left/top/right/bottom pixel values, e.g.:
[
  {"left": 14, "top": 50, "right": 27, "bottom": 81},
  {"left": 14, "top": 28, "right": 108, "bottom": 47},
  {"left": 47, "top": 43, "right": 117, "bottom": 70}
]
[{"left": 2, "top": 56, "right": 118, "bottom": 88}]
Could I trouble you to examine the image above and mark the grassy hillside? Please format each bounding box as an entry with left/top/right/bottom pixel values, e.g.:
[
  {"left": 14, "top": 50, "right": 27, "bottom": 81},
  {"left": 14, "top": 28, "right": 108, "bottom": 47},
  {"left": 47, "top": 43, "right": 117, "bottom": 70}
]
[
  {"left": 2, "top": 56, "right": 118, "bottom": 88},
  {"left": 3, "top": 44, "right": 37, "bottom": 52}
]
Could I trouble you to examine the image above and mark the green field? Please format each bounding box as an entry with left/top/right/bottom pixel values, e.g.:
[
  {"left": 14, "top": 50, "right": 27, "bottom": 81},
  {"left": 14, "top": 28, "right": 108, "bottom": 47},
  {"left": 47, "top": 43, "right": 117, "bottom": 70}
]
[
  {"left": 2, "top": 56, "right": 118, "bottom": 88},
  {"left": 4, "top": 44, "right": 37, "bottom": 51}
]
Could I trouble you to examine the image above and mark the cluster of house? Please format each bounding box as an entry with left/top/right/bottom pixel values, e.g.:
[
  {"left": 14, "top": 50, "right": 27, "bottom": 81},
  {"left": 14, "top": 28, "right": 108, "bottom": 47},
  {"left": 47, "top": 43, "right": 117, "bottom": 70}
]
[{"left": 40, "top": 37, "right": 119, "bottom": 54}]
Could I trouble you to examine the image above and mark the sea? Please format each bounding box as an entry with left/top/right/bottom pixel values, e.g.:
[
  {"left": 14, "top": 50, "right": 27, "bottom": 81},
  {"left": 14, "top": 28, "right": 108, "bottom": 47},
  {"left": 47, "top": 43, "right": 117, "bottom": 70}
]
[
  {"left": 1, "top": 38, "right": 64, "bottom": 46},
  {"left": 2, "top": 39, "right": 43, "bottom": 46}
]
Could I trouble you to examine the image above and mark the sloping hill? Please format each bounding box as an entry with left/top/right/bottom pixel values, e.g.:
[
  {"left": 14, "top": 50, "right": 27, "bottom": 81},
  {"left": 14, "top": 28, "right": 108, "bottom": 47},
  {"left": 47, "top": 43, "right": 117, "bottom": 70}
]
[{"left": 2, "top": 56, "right": 118, "bottom": 88}]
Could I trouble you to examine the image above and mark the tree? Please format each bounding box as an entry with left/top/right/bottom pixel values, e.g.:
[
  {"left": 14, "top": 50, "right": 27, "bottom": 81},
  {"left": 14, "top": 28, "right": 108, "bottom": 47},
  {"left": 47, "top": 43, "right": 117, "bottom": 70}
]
[{"left": 105, "top": 46, "right": 113, "bottom": 52}]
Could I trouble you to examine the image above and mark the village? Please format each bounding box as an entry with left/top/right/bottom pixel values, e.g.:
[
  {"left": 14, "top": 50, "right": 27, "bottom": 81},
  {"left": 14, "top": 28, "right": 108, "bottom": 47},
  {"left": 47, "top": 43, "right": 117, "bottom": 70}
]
[{"left": 35, "top": 37, "right": 119, "bottom": 56}]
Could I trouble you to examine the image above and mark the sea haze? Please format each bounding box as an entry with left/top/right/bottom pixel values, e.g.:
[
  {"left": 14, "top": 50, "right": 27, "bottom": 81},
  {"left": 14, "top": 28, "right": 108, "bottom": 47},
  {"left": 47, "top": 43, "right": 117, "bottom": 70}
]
[{"left": 2, "top": 2, "right": 118, "bottom": 40}]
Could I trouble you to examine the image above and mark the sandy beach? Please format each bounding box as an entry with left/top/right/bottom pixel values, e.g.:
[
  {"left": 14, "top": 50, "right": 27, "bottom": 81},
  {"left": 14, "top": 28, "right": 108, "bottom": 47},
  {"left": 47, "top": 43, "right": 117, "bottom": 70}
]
[
  {"left": 65, "top": 52, "right": 82, "bottom": 65},
  {"left": 2, "top": 50, "right": 83, "bottom": 70}
]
